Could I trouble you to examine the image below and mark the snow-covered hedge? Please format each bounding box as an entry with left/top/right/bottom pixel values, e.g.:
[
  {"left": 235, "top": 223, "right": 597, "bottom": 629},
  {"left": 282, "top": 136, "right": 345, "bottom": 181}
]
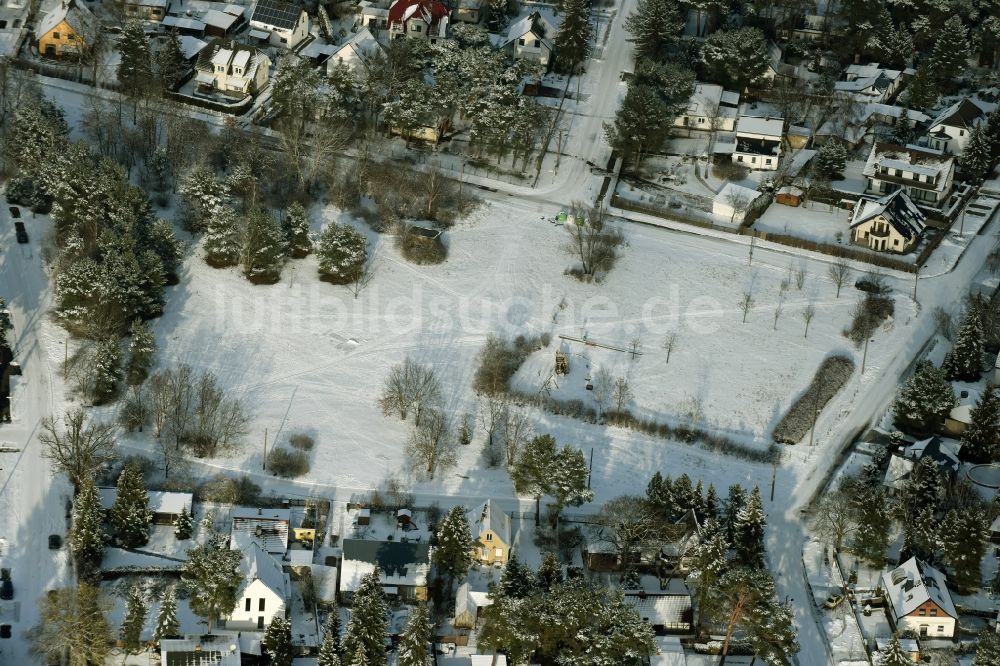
[{"left": 773, "top": 355, "right": 855, "bottom": 444}]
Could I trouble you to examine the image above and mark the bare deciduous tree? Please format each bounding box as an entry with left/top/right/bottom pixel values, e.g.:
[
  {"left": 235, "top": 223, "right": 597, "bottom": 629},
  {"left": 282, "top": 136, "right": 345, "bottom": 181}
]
[
  {"left": 405, "top": 409, "right": 456, "bottom": 480},
  {"left": 802, "top": 304, "right": 816, "bottom": 338},
  {"left": 828, "top": 258, "right": 851, "bottom": 298},
  {"left": 378, "top": 358, "right": 441, "bottom": 423},
  {"left": 795, "top": 267, "right": 807, "bottom": 290},
  {"left": 563, "top": 203, "right": 624, "bottom": 278},
  {"left": 595, "top": 495, "right": 662, "bottom": 572},
  {"left": 739, "top": 291, "right": 755, "bottom": 324},
  {"left": 663, "top": 332, "right": 678, "bottom": 364},
  {"left": 502, "top": 408, "right": 534, "bottom": 468},
  {"left": 591, "top": 367, "right": 614, "bottom": 414},
  {"left": 477, "top": 393, "right": 508, "bottom": 466},
  {"left": 33, "top": 583, "right": 112, "bottom": 666},
  {"left": 726, "top": 190, "right": 753, "bottom": 225},
  {"left": 773, "top": 301, "right": 784, "bottom": 330},
  {"left": 40, "top": 409, "right": 117, "bottom": 488},
  {"left": 612, "top": 376, "right": 633, "bottom": 412},
  {"left": 811, "top": 486, "right": 856, "bottom": 550}
]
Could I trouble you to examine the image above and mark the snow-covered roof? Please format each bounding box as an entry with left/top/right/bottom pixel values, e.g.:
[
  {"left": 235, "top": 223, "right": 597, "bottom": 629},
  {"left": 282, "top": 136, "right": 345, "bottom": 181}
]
[
  {"left": 624, "top": 588, "right": 691, "bottom": 628},
  {"left": 929, "top": 98, "right": 987, "bottom": 132},
  {"left": 231, "top": 506, "right": 290, "bottom": 554},
  {"left": 455, "top": 580, "right": 493, "bottom": 618},
  {"left": 311, "top": 564, "right": 339, "bottom": 602},
  {"left": 471, "top": 499, "right": 510, "bottom": 545},
  {"left": 339, "top": 538, "right": 432, "bottom": 593},
  {"left": 160, "top": 635, "right": 242, "bottom": 666},
  {"left": 864, "top": 143, "right": 954, "bottom": 192},
  {"left": 883, "top": 454, "right": 914, "bottom": 490},
  {"left": 684, "top": 83, "right": 722, "bottom": 116},
  {"left": 849, "top": 190, "right": 926, "bottom": 240},
  {"left": 437, "top": 657, "right": 508, "bottom": 666},
  {"left": 250, "top": 0, "right": 302, "bottom": 30},
  {"left": 720, "top": 90, "right": 740, "bottom": 107},
  {"left": 97, "top": 488, "right": 192, "bottom": 515},
  {"left": 845, "top": 62, "right": 903, "bottom": 81},
  {"left": 329, "top": 27, "right": 383, "bottom": 72},
  {"left": 238, "top": 541, "right": 289, "bottom": 600},
  {"left": 179, "top": 35, "right": 208, "bottom": 60},
  {"left": 714, "top": 182, "right": 760, "bottom": 206},
  {"left": 35, "top": 0, "right": 99, "bottom": 41},
  {"left": 865, "top": 103, "right": 930, "bottom": 124},
  {"left": 203, "top": 9, "right": 240, "bottom": 31},
  {"left": 735, "top": 116, "right": 783, "bottom": 138},
  {"left": 905, "top": 436, "right": 961, "bottom": 474},
  {"left": 299, "top": 38, "right": 336, "bottom": 60},
  {"left": 161, "top": 15, "right": 206, "bottom": 31},
  {"left": 500, "top": 11, "right": 557, "bottom": 49},
  {"left": 880, "top": 557, "right": 957, "bottom": 620}
]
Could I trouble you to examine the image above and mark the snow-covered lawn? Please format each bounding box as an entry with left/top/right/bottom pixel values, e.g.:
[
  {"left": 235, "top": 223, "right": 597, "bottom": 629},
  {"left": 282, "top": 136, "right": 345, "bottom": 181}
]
[{"left": 753, "top": 201, "right": 853, "bottom": 244}]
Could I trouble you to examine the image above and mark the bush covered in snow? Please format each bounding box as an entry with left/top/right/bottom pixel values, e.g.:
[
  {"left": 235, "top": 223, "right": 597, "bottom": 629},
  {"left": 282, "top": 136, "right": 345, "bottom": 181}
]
[
  {"left": 772, "top": 355, "right": 855, "bottom": 444},
  {"left": 197, "top": 473, "right": 261, "bottom": 505},
  {"left": 288, "top": 433, "right": 315, "bottom": 451},
  {"left": 267, "top": 447, "right": 310, "bottom": 478},
  {"left": 473, "top": 333, "right": 548, "bottom": 394}
]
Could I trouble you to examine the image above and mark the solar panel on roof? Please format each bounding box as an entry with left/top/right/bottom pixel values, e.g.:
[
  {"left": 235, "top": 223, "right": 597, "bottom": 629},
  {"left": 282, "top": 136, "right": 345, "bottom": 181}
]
[{"left": 252, "top": 0, "right": 300, "bottom": 29}]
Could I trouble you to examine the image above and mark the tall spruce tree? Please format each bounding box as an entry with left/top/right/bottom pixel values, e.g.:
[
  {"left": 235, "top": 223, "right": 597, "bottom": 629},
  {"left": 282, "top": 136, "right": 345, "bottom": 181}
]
[
  {"left": 734, "top": 486, "right": 766, "bottom": 567},
  {"left": 943, "top": 310, "right": 984, "bottom": 381},
  {"left": 554, "top": 0, "right": 592, "bottom": 73},
  {"left": 111, "top": 462, "right": 152, "bottom": 548},
  {"left": 0, "top": 296, "right": 12, "bottom": 349},
  {"left": 317, "top": 611, "right": 343, "bottom": 666},
  {"left": 537, "top": 552, "right": 563, "bottom": 591},
  {"left": 961, "top": 389, "right": 1000, "bottom": 463},
  {"left": 703, "top": 483, "right": 720, "bottom": 521},
  {"left": 433, "top": 506, "right": 475, "bottom": 596},
  {"left": 645, "top": 471, "right": 673, "bottom": 517},
  {"left": 316, "top": 222, "right": 367, "bottom": 284},
  {"left": 397, "top": 604, "right": 432, "bottom": 666},
  {"left": 974, "top": 630, "right": 1000, "bottom": 665},
  {"left": 687, "top": 519, "right": 729, "bottom": 614},
  {"left": 940, "top": 507, "right": 989, "bottom": 591},
  {"left": 127, "top": 318, "right": 156, "bottom": 385},
  {"left": 70, "top": 476, "right": 106, "bottom": 578},
  {"left": 624, "top": 0, "right": 683, "bottom": 60},
  {"left": 241, "top": 208, "right": 286, "bottom": 284},
  {"left": 284, "top": 202, "right": 313, "bottom": 258},
  {"left": 120, "top": 584, "right": 148, "bottom": 658},
  {"left": 724, "top": 484, "right": 746, "bottom": 544},
  {"left": 892, "top": 361, "right": 956, "bottom": 434},
  {"left": 342, "top": 569, "right": 388, "bottom": 666},
  {"left": 154, "top": 586, "right": 180, "bottom": 641},
  {"left": 929, "top": 16, "right": 969, "bottom": 89},
  {"left": 156, "top": 30, "right": 186, "bottom": 91},
  {"left": 263, "top": 616, "right": 293, "bottom": 666},
  {"left": 117, "top": 19, "right": 152, "bottom": 96},
  {"left": 550, "top": 445, "right": 593, "bottom": 523},
  {"left": 850, "top": 486, "right": 891, "bottom": 565},
  {"left": 174, "top": 505, "right": 193, "bottom": 540},
  {"left": 512, "top": 434, "right": 557, "bottom": 522},
  {"left": 180, "top": 535, "right": 242, "bottom": 633},
  {"left": 878, "top": 635, "right": 912, "bottom": 666},
  {"left": 963, "top": 123, "right": 993, "bottom": 182},
  {"left": 496, "top": 554, "right": 535, "bottom": 599},
  {"left": 204, "top": 206, "right": 242, "bottom": 268},
  {"left": 92, "top": 337, "right": 123, "bottom": 404}
]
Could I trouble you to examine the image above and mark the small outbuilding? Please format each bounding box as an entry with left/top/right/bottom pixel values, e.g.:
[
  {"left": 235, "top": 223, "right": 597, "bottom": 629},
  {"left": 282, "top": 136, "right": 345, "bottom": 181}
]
[
  {"left": 775, "top": 185, "right": 803, "bottom": 207},
  {"left": 712, "top": 183, "right": 763, "bottom": 224}
]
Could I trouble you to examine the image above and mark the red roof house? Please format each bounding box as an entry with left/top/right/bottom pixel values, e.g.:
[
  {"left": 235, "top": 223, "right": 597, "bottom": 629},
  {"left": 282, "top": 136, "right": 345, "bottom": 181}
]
[{"left": 387, "top": 0, "right": 451, "bottom": 39}]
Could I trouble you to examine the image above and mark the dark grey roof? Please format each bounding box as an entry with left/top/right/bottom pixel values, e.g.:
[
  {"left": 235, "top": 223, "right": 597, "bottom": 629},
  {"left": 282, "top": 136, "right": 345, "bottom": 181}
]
[
  {"left": 850, "top": 190, "right": 926, "bottom": 241},
  {"left": 251, "top": 0, "right": 301, "bottom": 29},
  {"left": 342, "top": 539, "right": 431, "bottom": 579}
]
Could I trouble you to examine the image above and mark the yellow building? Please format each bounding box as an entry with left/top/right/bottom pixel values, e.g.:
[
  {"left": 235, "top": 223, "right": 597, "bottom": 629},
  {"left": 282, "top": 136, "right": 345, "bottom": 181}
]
[
  {"left": 471, "top": 499, "right": 512, "bottom": 566},
  {"left": 849, "top": 190, "right": 926, "bottom": 254},
  {"left": 36, "top": 0, "right": 99, "bottom": 58}
]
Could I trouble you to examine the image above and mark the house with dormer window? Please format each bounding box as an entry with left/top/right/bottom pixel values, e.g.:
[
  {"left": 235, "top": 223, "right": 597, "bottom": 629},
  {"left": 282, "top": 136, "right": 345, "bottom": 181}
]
[
  {"left": 194, "top": 39, "right": 271, "bottom": 97},
  {"left": 225, "top": 542, "right": 290, "bottom": 631},
  {"left": 849, "top": 190, "right": 926, "bottom": 253},
  {"left": 926, "top": 98, "right": 987, "bottom": 156},
  {"left": 863, "top": 143, "right": 955, "bottom": 206},
  {"left": 471, "top": 499, "right": 512, "bottom": 566},
  {"left": 880, "top": 557, "right": 957, "bottom": 638}
]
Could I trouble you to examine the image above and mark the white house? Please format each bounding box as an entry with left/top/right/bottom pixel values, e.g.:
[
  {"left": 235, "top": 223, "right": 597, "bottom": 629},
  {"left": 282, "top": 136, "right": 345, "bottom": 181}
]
[
  {"left": 712, "top": 183, "right": 762, "bottom": 224},
  {"left": 225, "top": 542, "right": 289, "bottom": 631},
  {"left": 160, "top": 634, "right": 244, "bottom": 666},
  {"left": 193, "top": 39, "right": 271, "bottom": 97},
  {"left": 327, "top": 27, "right": 384, "bottom": 77},
  {"left": 731, "top": 116, "right": 783, "bottom": 170},
  {"left": 863, "top": 143, "right": 955, "bottom": 206},
  {"left": 249, "top": 0, "right": 308, "bottom": 48},
  {"left": 880, "top": 557, "right": 957, "bottom": 638},
  {"left": 926, "top": 98, "right": 987, "bottom": 156},
  {"left": 834, "top": 63, "right": 907, "bottom": 103},
  {"left": 494, "top": 11, "right": 557, "bottom": 67},
  {"left": 849, "top": 190, "right": 926, "bottom": 253},
  {"left": 673, "top": 82, "right": 739, "bottom": 132}
]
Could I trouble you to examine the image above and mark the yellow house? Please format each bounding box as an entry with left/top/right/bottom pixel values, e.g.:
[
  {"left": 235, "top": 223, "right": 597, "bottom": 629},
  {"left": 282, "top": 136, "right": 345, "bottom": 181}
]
[
  {"left": 36, "top": 0, "right": 99, "bottom": 58},
  {"left": 849, "top": 190, "right": 926, "bottom": 254},
  {"left": 471, "top": 499, "right": 512, "bottom": 566}
]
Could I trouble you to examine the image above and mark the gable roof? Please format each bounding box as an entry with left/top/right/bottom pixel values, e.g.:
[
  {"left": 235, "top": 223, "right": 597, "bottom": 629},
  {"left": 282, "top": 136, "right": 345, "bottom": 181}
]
[
  {"left": 905, "top": 436, "right": 961, "bottom": 474},
  {"left": 387, "top": 0, "right": 450, "bottom": 26},
  {"left": 930, "top": 98, "right": 986, "bottom": 131},
  {"left": 342, "top": 538, "right": 431, "bottom": 578},
  {"left": 501, "top": 11, "right": 556, "bottom": 49},
  {"left": 849, "top": 190, "right": 926, "bottom": 241},
  {"left": 98, "top": 488, "right": 192, "bottom": 515},
  {"left": 230, "top": 506, "right": 290, "bottom": 554},
  {"left": 863, "top": 143, "right": 954, "bottom": 191},
  {"left": 330, "top": 27, "right": 383, "bottom": 70},
  {"left": 237, "top": 541, "right": 288, "bottom": 600},
  {"left": 35, "top": 0, "right": 99, "bottom": 41},
  {"left": 251, "top": 0, "right": 302, "bottom": 30},
  {"left": 472, "top": 499, "right": 511, "bottom": 545},
  {"left": 881, "top": 557, "right": 957, "bottom": 620},
  {"left": 735, "top": 116, "right": 783, "bottom": 138}
]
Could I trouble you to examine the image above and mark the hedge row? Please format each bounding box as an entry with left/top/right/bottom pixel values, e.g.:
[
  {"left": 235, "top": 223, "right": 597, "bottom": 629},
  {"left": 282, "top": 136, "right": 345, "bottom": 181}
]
[{"left": 772, "top": 355, "right": 855, "bottom": 444}]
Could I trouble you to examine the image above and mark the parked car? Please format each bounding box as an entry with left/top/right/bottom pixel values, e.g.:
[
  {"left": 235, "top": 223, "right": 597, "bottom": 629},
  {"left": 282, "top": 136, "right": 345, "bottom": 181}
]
[
  {"left": 14, "top": 221, "right": 27, "bottom": 244},
  {"left": 8, "top": 206, "right": 19, "bottom": 218},
  {"left": 0, "top": 579, "right": 12, "bottom": 600},
  {"left": 48, "top": 534, "right": 61, "bottom": 550},
  {"left": 855, "top": 276, "right": 889, "bottom": 294}
]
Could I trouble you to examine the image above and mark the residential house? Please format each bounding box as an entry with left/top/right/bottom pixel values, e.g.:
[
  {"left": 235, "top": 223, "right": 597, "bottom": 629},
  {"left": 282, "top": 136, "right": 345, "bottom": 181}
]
[
  {"left": 97, "top": 488, "right": 193, "bottom": 525},
  {"left": 225, "top": 542, "right": 290, "bottom": 631},
  {"left": 160, "top": 633, "right": 247, "bottom": 666},
  {"left": 358, "top": 1, "right": 390, "bottom": 31},
  {"left": 327, "top": 27, "right": 384, "bottom": 77},
  {"left": 713, "top": 183, "right": 763, "bottom": 225},
  {"left": 623, "top": 576, "right": 693, "bottom": 634},
  {"left": 203, "top": 8, "right": 243, "bottom": 38},
  {"left": 777, "top": 13, "right": 845, "bottom": 42},
  {"left": 673, "top": 83, "right": 739, "bottom": 132},
  {"left": 495, "top": 11, "right": 557, "bottom": 67},
  {"left": 835, "top": 63, "right": 907, "bottom": 103},
  {"left": 249, "top": 0, "right": 309, "bottom": 48},
  {"left": 944, "top": 388, "right": 981, "bottom": 436},
  {"left": 36, "top": 0, "right": 99, "bottom": 58},
  {"left": 863, "top": 143, "right": 955, "bottom": 206},
  {"left": 883, "top": 436, "right": 962, "bottom": 493},
  {"left": 339, "top": 538, "right": 432, "bottom": 602},
  {"left": 454, "top": 580, "right": 493, "bottom": 628},
  {"left": 471, "top": 499, "right": 511, "bottom": 566},
  {"left": 124, "top": 0, "right": 169, "bottom": 21},
  {"left": 731, "top": 116, "right": 783, "bottom": 171},
  {"left": 194, "top": 40, "right": 271, "bottom": 98},
  {"left": 230, "top": 506, "right": 291, "bottom": 555},
  {"left": 926, "top": 98, "right": 987, "bottom": 156},
  {"left": 849, "top": 190, "right": 926, "bottom": 253},
  {"left": 387, "top": 0, "right": 451, "bottom": 43},
  {"left": 658, "top": 509, "right": 702, "bottom": 574},
  {"left": 880, "top": 557, "right": 958, "bottom": 638},
  {"left": 453, "top": 0, "right": 486, "bottom": 23}
]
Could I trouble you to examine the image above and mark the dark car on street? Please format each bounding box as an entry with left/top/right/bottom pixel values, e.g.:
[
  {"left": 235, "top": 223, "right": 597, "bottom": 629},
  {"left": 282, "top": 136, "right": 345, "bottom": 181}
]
[{"left": 14, "top": 221, "right": 27, "bottom": 244}]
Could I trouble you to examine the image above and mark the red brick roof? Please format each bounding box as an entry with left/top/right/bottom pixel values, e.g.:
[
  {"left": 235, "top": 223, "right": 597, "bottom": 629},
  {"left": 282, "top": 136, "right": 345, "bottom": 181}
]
[{"left": 387, "top": 0, "right": 450, "bottom": 26}]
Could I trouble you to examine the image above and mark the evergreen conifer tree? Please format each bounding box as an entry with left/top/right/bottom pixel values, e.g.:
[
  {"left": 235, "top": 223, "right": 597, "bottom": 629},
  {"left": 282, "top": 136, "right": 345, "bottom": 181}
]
[
  {"left": 892, "top": 361, "right": 956, "bottom": 434},
  {"left": 156, "top": 30, "right": 186, "bottom": 90},
  {"left": 121, "top": 583, "right": 148, "bottom": 657},
  {"left": 878, "top": 635, "right": 912, "bottom": 666},
  {"left": 703, "top": 484, "right": 719, "bottom": 521},
  {"left": 688, "top": 519, "right": 729, "bottom": 613},
  {"left": 943, "top": 310, "right": 984, "bottom": 381},
  {"left": 433, "top": 506, "right": 475, "bottom": 595},
  {"left": 623, "top": 0, "right": 683, "bottom": 60},
  {"left": 111, "top": 462, "right": 152, "bottom": 549},
  {"left": 724, "top": 484, "right": 746, "bottom": 544},
  {"left": 734, "top": 486, "right": 766, "bottom": 567},
  {"left": 174, "top": 505, "right": 193, "bottom": 540},
  {"left": 241, "top": 209, "right": 286, "bottom": 284},
  {"left": 537, "top": 552, "right": 563, "bottom": 591},
  {"left": 317, "top": 611, "right": 343, "bottom": 666},
  {"left": 554, "top": 0, "right": 592, "bottom": 72},
  {"left": 70, "top": 476, "right": 106, "bottom": 578},
  {"left": 850, "top": 486, "right": 891, "bottom": 565},
  {"left": 550, "top": 445, "right": 593, "bottom": 523},
  {"left": 92, "top": 337, "right": 123, "bottom": 404},
  {"left": 0, "top": 296, "right": 12, "bottom": 349},
  {"left": 645, "top": 471, "right": 672, "bottom": 517},
  {"left": 342, "top": 569, "right": 388, "bottom": 666},
  {"left": 127, "top": 318, "right": 156, "bottom": 385},
  {"left": 974, "top": 629, "right": 1000, "bottom": 666},
  {"left": 496, "top": 554, "right": 535, "bottom": 599},
  {"left": 929, "top": 16, "right": 969, "bottom": 89},
  {"left": 117, "top": 19, "right": 152, "bottom": 94},
  {"left": 813, "top": 141, "right": 848, "bottom": 179},
  {"left": 181, "top": 535, "right": 242, "bottom": 633},
  {"left": 940, "top": 507, "right": 989, "bottom": 591},
  {"left": 316, "top": 222, "right": 367, "bottom": 284},
  {"left": 962, "top": 123, "right": 993, "bottom": 182},
  {"left": 154, "top": 586, "right": 180, "bottom": 641},
  {"left": 204, "top": 206, "right": 242, "bottom": 268},
  {"left": 284, "top": 202, "right": 313, "bottom": 258},
  {"left": 397, "top": 603, "right": 432, "bottom": 666},
  {"left": 263, "top": 616, "right": 293, "bottom": 666},
  {"left": 961, "top": 389, "right": 1000, "bottom": 463}
]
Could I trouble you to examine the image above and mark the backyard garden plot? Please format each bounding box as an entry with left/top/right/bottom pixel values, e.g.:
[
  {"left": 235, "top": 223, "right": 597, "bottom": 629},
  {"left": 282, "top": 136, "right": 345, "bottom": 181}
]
[{"left": 118, "top": 197, "right": 914, "bottom": 499}]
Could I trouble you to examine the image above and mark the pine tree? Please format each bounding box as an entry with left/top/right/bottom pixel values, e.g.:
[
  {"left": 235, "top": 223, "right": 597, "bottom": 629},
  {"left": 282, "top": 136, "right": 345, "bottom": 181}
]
[
  {"left": 699, "top": 27, "right": 771, "bottom": 92},
  {"left": 204, "top": 206, "right": 242, "bottom": 268},
  {"left": 317, "top": 611, "right": 343, "bottom": 665},
  {"left": 92, "top": 337, "right": 123, "bottom": 404},
  {"left": 940, "top": 506, "right": 989, "bottom": 591},
  {"left": 174, "top": 505, "right": 193, "bottom": 540},
  {"left": 154, "top": 586, "right": 180, "bottom": 641},
  {"left": 929, "top": 16, "right": 969, "bottom": 89},
  {"left": 148, "top": 218, "right": 184, "bottom": 281},
  {"left": 962, "top": 123, "right": 993, "bottom": 182},
  {"left": 0, "top": 296, "right": 12, "bottom": 349},
  {"left": 111, "top": 462, "right": 152, "bottom": 549},
  {"left": 974, "top": 630, "right": 1000, "bottom": 666},
  {"left": 878, "top": 635, "right": 912, "bottom": 666},
  {"left": 892, "top": 361, "right": 956, "bottom": 435},
  {"left": 512, "top": 434, "right": 557, "bottom": 523},
  {"left": 986, "top": 109, "right": 1000, "bottom": 166},
  {"left": 703, "top": 484, "right": 720, "bottom": 521},
  {"left": 850, "top": 487, "right": 891, "bottom": 565},
  {"left": 943, "top": 310, "right": 985, "bottom": 381},
  {"left": 70, "top": 476, "right": 105, "bottom": 578},
  {"left": 316, "top": 222, "right": 367, "bottom": 284},
  {"left": 688, "top": 519, "right": 729, "bottom": 613},
  {"left": 496, "top": 554, "right": 535, "bottom": 599},
  {"left": 117, "top": 19, "right": 152, "bottom": 94},
  {"left": 890, "top": 106, "right": 914, "bottom": 146},
  {"left": 241, "top": 209, "right": 286, "bottom": 284},
  {"left": 813, "top": 141, "right": 848, "bottom": 180},
  {"left": 550, "top": 445, "right": 593, "bottom": 523},
  {"left": 734, "top": 486, "right": 766, "bottom": 567},
  {"left": 961, "top": 389, "right": 1000, "bottom": 463},
  {"left": 397, "top": 604, "right": 432, "bottom": 666},
  {"left": 724, "top": 484, "right": 747, "bottom": 544},
  {"left": 181, "top": 535, "right": 243, "bottom": 633},
  {"left": 898, "top": 457, "right": 944, "bottom": 525},
  {"left": 121, "top": 583, "right": 148, "bottom": 657},
  {"left": 906, "top": 63, "right": 939, "bottom": 109},
  {"left": 623, "top": 0, "right": 683, "bottom": 60},
  {"left": 263, "top": 616, "right": 293, "bottom": 666},
  {"left": 604, "top": 83, "right": 672, "bottom": 163},
  {"left": 433, "top": 506, "right": 475, "bottom": 595},
  {"left": 554, "top": 0, "right": 592, "bottom": 73},
  {"left": 156, "top": 30, "right": 185, "bottom": 90},
  {"left": 342, "top": 569, "right": 388, "bottom": 666},
  {"left": 127, "top": 318, "right": 156, "bottom": 385},
  {"left": 645, "top": 471, "right": 673, "bottom": 517},
  {"left": 179, "top": 165, "right": 229, "bottom": 232},
  {"left": 537, "top": 551, "right": 563, "bottom": 591},
  {"left": 672, "top": 474, "right": 696, "bottom": 517},
  {"left": 284, "top": 202, "right": 312, "bottom": 258}
]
